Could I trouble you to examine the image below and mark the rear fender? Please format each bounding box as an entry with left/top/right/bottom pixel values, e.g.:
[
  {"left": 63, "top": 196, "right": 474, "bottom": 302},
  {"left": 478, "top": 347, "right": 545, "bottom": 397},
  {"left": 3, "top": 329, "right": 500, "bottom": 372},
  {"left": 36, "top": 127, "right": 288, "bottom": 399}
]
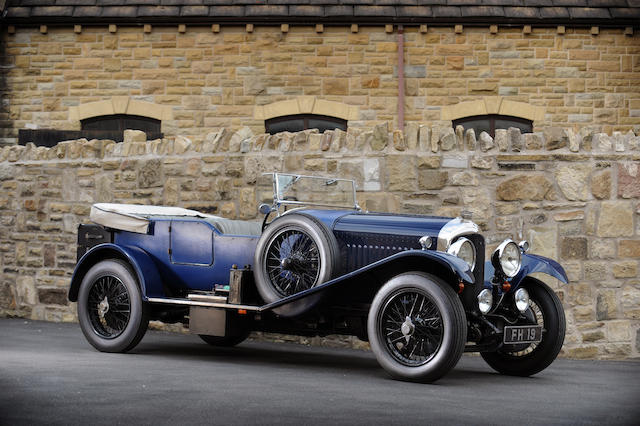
[
  {"left": 265, "top": 250, "right": 474, "bottom": 316},
  {"left": 68, "top": 243, "right": 163, "bottom": 302},
  {"left": 484, "top": 253, "right": 569, "bottom": 290}
]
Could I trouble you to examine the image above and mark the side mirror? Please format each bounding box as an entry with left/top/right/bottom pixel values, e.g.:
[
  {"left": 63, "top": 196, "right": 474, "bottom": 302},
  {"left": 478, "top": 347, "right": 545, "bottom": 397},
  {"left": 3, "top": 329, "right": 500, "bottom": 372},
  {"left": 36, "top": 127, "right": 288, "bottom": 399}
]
[{"left": 258, "top": 203, "right": 273, "bottom": 215}]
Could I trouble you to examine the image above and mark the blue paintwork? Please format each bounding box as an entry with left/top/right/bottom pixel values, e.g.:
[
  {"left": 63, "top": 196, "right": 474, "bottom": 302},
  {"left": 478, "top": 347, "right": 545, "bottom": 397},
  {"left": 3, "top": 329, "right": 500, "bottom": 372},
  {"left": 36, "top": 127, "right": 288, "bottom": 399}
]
[
  {"left": 69, "top": 243, "right": 163, "bottom": 301},
  {"left": 264, "top": 249, "right": 475, "bottom": 315},
  {"left": 76, "top": 206, "right": 572, "bottom": 313},
  {"left": 72, "top": 208, "right": 469, "bottom": 303},
  {"left": 483, "top": 252, "right": 569, "bottom": 292},
  {"left": 113, "top": 218, "right": 259, "bottom": 294},
  {"left": 333, "top": 212, "right": 451, "bottom": 237},
  {"left": 296, "top": 209, "right": 353, "bottom": 229}
]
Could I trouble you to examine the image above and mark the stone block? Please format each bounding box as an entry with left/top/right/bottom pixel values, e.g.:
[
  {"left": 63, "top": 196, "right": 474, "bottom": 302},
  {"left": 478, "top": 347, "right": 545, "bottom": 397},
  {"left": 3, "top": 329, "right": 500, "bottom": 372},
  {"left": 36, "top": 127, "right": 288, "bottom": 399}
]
[
  {"left": 441, "top": 155, "right": 468, "bottom": 168},
  {"left": 591, "top": 170, "right": 611, "bottom": 200},
  {"left": 38, "top": 287, "right": 68, "bottom": 306},
  {"left": 527, "top": 227, "right": 557, "bottom": 259},
  {"left": 563, "top": 346, "right": 599, "bottom": 359},
  {"left": 470, "top": 156, "right": 493, "bottom": 170},
  {"left": 495, "top": 129, "right": 508, "bottom": 152},
  {"left": 593, "top": 133, "right": 611, "bottom": 151},
  {"left": 450, "top": 171, "right": 478, "bottom": 186},
  {"left": 464, "top": 128, "right": 476, "bottom": 151},
  {"left": 393, "top": 130, "right": 406, "bottom": 151},
  {"left": 16, "top": 275, "right": 37, "bottom": 306},
  {"left": 597, "top": 201, "right": 633, "bottom": 238},
  {"left": 622, "top": 286, "right": 640, "bottom": 319},
  {"left": 478, "top": 131, "right": 494, "bottom": 152},
  {"left": 404, "top": 123, "right": 419, "bottom": 150},
  {"left": 555, "top": 164, "right": 591, "bottom": 201},
  {"left": 612, "top": 261, "right": 637, "bottom": 278},
  {"left": 386, "top": 156, "right": 416, "bottom": 192},
  {"left": 497, "top": 175, "right": 553, "bottom": 201},
  {"left": 596, "top": 289, "right": 618, "bottom": 320},
  {"left": 560, "top": 237, "right": 588, "bottom": 260},
  {"left": 418, "top": 170, "right": 448, "bottom": 190},
  {"left": 439, "top": 127, "right": 457, "bottom": 151},
  {"left": 581, "top": 330, "right": 605, "bottom": 343},
  {"left": 138, "top": 159, "right": 163, "bottom": 188},
  {"left": 417, "top": 156, "right": 440, "bottom": 169},
  {"left": 618, "top": 163, "right": 640, "bottom": 199},
  {"left": 370, "top": 123, "right": 388, "bottom": 151},
  {"left": 619, "top": 240, "right": 640, "bottom": 258},
  {"left": 524, "top": 132, "right": 544, "bottom": 150},
  {"left": 590, "top": 239, "right": 615, "bottom": 259},
  {"left": 544, "top": 127, "right": 568, "bottom": 150},
  {"left": 418, "top": 126, "right": 431, "bottom": 152}
]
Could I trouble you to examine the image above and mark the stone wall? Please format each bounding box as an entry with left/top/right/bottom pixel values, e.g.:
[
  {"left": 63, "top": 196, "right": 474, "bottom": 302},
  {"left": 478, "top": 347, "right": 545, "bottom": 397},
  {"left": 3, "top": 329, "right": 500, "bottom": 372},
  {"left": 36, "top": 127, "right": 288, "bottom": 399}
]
[
  {"left": 1, "top": 125, "right": 640, "bottom": 359},
  {"left": 1, "top": 25, "right": 639, "bottom": 145}
]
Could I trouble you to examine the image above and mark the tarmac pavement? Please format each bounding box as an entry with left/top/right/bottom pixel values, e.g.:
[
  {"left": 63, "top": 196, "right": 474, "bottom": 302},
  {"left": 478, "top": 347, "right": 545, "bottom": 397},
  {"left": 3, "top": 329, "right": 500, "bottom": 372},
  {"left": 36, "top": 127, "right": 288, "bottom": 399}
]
[{"left": 1, "top": 318, "right": 639, "bottom": 426}]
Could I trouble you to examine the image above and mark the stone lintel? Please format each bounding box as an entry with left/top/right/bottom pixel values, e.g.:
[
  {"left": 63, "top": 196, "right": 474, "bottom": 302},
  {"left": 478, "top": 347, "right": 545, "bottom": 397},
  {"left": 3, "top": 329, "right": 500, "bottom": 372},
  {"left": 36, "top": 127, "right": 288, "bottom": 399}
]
[
  {"left": 441, "top": 97, "right": 544, "bottom": 122},
  {"left": 70, "top": 98, "right": 172, "bottom": 123},
  {"left": 255, "top": 97, "right": 359, "bottom": 122}
]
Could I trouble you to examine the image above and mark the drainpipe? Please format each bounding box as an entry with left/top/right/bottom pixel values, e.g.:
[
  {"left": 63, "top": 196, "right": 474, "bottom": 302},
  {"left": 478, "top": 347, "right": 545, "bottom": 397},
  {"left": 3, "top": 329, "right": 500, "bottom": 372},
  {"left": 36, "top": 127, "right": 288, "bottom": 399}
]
[{"left": 397, "top": 25, "right": 405, "bottom": 132}]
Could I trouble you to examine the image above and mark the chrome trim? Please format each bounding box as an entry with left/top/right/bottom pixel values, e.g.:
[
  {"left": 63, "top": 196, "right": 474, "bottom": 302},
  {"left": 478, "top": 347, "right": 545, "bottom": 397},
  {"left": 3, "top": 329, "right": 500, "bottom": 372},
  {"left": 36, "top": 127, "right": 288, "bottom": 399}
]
[
  {"left": 419, "top": 235, "right": 432, "bottom": 250},
  {"left": 477, "top": 289, "right": 493, "bottom": 314},
  {"left": 492, "top": 239, "right": 522, "bottom": 278},
  {"left": 147, "top": 297, "right": 261, "bottom": 312},
  {"left": 436, "top": 217, "right": 480, "bottom": 251},
  {"left": 446, "top": 237, "right": 476, "bottom": 271}
]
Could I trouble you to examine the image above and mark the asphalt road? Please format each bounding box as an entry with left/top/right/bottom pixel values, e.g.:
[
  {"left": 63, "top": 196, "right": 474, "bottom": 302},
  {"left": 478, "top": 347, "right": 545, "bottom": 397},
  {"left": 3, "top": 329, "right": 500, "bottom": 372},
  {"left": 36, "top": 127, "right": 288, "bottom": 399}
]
[{"left": 1, "top": 318, "right": 639, "bottom": 426}]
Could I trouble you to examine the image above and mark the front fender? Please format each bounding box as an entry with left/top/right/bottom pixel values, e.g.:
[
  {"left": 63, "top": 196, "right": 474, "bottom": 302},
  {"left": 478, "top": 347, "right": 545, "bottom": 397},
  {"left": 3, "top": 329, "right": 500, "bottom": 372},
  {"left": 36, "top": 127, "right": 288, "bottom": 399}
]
[
  {"left": 68, "top": 243, "right": 164, "bottom": 302},
  {"left": 265, "top": 249, "right": 475, "bottom": 315},
  {"left": 484, "top": 253, "right": 569, "bottom": 290}
]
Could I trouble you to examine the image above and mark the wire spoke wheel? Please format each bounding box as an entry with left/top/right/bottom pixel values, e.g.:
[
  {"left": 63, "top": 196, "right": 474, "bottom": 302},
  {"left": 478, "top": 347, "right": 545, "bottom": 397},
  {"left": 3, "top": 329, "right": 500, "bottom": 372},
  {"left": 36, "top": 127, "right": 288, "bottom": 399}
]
[
  {"left": 254, "top": 214, "right": 340, "bottom": 317},
  {"left": 380, "top": 289, "right": 444, "bottom": 367},
  {"left": 264, "top": 228, "right": 321, "bottom": 297},
  {"left": 503, "top": 299, "right": 544, "bottom": 357},
  {"left": 368, "top": 273, "right": 466, "bottom": 383},
  {"left": 480, "top": 278, "right": 566, "bottom": 377},
  {"left": 87, "top": 274, "right": 131, "bottom": 339}
]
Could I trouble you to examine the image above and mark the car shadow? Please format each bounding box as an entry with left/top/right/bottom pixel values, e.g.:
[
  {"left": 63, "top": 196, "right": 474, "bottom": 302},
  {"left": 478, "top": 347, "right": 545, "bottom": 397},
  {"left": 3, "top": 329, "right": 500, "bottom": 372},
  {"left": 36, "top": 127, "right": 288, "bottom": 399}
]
[{"left": 126, "top": 333, "right": 537, "bottom": 385}]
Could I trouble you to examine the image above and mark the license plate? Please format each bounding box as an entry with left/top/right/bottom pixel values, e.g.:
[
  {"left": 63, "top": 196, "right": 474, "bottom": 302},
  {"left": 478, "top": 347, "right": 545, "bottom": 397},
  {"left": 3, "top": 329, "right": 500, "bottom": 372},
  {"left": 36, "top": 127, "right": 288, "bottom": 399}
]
[{"left": 503, "top": 325, "right": 543, "bottom": 344}]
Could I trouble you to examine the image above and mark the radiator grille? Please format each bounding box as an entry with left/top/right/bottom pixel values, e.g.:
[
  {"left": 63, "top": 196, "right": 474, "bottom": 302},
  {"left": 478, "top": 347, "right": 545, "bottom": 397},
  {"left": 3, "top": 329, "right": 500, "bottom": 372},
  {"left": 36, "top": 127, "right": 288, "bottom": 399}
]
[{"left": 335, "top": 231, "right": 421, "bottom": 272}]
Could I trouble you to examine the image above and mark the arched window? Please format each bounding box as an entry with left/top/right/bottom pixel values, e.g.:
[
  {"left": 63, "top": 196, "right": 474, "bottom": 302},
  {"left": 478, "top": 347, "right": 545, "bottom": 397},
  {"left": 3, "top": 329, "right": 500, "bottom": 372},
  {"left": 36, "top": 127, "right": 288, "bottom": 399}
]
[
  {"left": 453, "top": 115, "right": 532, "bottom": 138},
  {"left": 265, "top": 114, "right": 347, "bottom": 135},
  {"left": 81, "top": 114, "right": 162, "bottom": 140}
]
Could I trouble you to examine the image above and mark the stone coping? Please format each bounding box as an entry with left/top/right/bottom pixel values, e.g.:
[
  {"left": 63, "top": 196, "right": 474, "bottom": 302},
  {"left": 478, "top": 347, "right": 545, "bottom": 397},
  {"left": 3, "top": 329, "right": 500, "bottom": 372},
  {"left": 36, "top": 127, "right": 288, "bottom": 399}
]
[{"left": 2, "top": 125, "right": 640, "bottom": 164}]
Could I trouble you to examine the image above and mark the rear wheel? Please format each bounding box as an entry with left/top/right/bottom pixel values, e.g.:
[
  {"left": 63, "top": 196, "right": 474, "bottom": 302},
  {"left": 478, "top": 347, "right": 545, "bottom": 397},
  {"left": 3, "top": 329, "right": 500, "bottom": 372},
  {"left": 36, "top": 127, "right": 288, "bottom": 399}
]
[
  {"left": 367, "top": 272, "right": 466, "bottom": 383},
  {"left": 77, "top": 259, "right": 149, "bottom": 353},
  {"left": 481, "top": 278, "right": 566, "bottom": 377}
]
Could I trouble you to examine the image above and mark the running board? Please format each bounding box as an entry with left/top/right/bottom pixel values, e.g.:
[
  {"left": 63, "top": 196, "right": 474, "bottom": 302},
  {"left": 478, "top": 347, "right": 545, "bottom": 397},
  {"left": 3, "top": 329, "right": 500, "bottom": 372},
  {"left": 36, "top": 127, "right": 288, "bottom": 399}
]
[{"left": 146, "top": 297, "right": 262, "bottom": 312}]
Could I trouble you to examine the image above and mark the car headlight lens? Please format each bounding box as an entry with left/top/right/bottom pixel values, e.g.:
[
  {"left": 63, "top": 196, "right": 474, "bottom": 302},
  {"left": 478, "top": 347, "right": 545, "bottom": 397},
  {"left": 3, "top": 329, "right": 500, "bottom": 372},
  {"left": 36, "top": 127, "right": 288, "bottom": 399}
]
[
  {"left": 492, "top": 239, "right": 522, "bottom": 278},
  {"left": 514, "top": 288, "right": 530, "bottom": 312},
  {"left": 447, "top": 237, "right": 476, "bottom": 271},
  {"left": 478, "top": 289, "right": 493, "bottom": 314}
]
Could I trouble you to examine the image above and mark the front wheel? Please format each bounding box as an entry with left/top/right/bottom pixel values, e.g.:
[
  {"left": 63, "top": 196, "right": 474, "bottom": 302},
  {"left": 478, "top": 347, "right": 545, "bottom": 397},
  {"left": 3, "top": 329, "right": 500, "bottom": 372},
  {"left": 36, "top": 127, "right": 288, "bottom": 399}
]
[
  {"left": 77, "top": 259, "right": 149, "bottom": 353},
  {"left": 367, "top": 272, "right": 467, "bottom": 383},
  {"left": 481, "top": 277, "right": 566, "bottom": 377}
]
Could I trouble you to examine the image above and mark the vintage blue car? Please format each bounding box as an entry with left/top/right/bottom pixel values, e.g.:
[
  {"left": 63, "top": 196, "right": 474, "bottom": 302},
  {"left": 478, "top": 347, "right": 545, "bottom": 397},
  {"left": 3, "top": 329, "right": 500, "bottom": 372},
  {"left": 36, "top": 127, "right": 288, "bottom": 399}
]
[{"left": 69, "top": 173, "right": 568, "bottom": 383}]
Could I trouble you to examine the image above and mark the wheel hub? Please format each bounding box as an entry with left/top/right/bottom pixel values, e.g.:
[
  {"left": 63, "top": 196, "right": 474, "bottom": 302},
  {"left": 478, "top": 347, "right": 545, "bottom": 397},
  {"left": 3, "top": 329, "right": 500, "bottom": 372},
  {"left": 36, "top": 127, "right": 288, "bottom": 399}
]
[
  {"left": 401, "top": 316, "right": 415, "bottom": 343},
  {"left": 280, "top": 257, "right": 293, "bottom": 270},
  {"left": 98, "top": 295, "right": 110, "bottom": 318}
]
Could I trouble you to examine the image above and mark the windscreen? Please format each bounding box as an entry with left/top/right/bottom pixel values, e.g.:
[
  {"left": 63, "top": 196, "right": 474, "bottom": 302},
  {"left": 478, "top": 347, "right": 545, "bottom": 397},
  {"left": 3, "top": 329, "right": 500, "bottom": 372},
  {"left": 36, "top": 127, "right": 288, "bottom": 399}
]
[{"left": 261, "top": 173, "right": 358, "bottom": 210}]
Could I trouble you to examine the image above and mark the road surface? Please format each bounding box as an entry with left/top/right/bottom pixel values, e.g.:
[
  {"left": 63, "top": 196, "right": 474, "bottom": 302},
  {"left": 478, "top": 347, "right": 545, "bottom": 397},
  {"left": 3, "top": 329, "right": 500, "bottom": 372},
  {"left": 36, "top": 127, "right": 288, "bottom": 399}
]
[{"left": 1, "top": 318, "right": 638, "bottom": 425}]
